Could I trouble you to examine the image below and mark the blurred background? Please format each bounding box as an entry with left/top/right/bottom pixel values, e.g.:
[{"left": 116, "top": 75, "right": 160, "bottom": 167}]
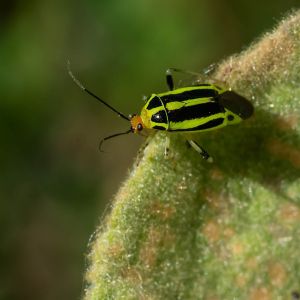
[{"left": 0, "top": 1, "right": 298, "bottom": 299}]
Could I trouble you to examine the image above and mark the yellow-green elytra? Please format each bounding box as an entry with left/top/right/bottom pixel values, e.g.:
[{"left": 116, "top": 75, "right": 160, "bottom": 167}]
[
  {"left": 68, "top": 65, "right": 254, "bottom": 162},
  {"left": 136, "top": 85, "right": 253, "bottom": 132}
]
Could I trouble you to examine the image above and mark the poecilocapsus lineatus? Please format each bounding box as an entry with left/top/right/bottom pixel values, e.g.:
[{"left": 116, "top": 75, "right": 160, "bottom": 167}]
[{"left": 68, "top": 64, "right": 254, "bottom": 162}]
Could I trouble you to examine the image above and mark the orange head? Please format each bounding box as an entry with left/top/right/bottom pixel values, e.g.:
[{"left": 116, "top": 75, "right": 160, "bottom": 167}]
[{"left": 130, "top": 114, "right": 144, "bottom": 133}]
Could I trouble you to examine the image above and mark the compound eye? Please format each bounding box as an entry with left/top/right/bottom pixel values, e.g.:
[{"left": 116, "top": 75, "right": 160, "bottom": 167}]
[{"left": 137, "top": 123, "right": 143, "bottom": 131}]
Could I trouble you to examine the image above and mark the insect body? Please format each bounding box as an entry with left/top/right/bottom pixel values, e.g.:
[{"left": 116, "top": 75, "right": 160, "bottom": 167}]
[
  {"left": 132, "top": 85, "right": 252, "bottom": 133},
  {"left": 68, "top": 65, "right": 254, "bottom": 162}
]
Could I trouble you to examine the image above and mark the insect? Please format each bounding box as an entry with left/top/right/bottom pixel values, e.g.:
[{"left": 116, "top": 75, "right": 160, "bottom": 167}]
[{"left": 68, "top": 63, "right": 254, "bottom": 162}]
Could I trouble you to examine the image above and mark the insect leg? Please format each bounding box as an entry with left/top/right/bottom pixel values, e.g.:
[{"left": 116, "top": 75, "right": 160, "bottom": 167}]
[
  {"left": 166, "top": 66, "right": 218, "bottom": 89},
  {"left": 187, "top": 140, "right": 213, "bottom": 163},
  {"left": 166, "top": 68, "right": 203, "bottom": 90},
  {"left": 164, "top": 135, "right": 170, "bottom": 158},
  {"left": 166, "top": 69, "right": 175, "bottom": 91},
  {"left": 202, "top": 63, "right": 216, "bottom": 76},
  {"left": 134, "top": 136, "right": 151, "bottom": 167}
]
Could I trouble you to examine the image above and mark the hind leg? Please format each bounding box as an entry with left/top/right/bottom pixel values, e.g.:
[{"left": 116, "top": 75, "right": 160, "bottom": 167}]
[{"left": 186, "top": 139, "right": 213, "bottom": 163}]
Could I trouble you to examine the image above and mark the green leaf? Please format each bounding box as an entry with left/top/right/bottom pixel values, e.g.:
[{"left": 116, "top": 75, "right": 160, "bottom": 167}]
[{"left": 84, "top": 11, "right": 300, "bottom": 300}]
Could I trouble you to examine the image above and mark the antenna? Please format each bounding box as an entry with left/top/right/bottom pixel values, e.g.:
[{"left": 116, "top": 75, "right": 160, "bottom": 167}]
[
  {"left": 99, "top": 129, "right": 132, "bottom": 152},
  {"left": 67, "top": 61, "right": 130, "bottom": 121}
]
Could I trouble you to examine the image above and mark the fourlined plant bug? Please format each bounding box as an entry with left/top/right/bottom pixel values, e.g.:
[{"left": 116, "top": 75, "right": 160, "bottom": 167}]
[{"left": 68, "top": 63, "right": 254, "bottom": 162}]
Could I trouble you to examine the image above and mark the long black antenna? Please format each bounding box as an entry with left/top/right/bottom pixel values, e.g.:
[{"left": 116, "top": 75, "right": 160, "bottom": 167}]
[
  {"left": 99, "top": 129, "right": 132, "bottom": 152},
  {"left": 67, "top": 61, "right": 130, "bottom": 121}
]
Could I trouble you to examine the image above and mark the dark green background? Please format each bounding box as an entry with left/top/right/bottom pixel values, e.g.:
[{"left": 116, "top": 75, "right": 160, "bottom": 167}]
[{"left": 0, "top": 1, "right": 298, "bottom": 299}]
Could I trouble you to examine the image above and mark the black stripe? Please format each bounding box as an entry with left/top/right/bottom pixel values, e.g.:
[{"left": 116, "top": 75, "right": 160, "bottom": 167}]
[
  {"left": 161, "top": 88, "right": 217, "bottom": 103},
  {"left": 153, "top": 125, "right": 166, "bottom": 130},
  {"left": 170, "top": 118, "right": 224, "bottom": 132},
  {"left": 167, "top": 102, "right": 224, "bottom": 122},
  {"left": 151, "top": 110, "right": 168, "bottom": 123},
  {"left": 146, "top": 96, "right": 162, "bottom": 110}
]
